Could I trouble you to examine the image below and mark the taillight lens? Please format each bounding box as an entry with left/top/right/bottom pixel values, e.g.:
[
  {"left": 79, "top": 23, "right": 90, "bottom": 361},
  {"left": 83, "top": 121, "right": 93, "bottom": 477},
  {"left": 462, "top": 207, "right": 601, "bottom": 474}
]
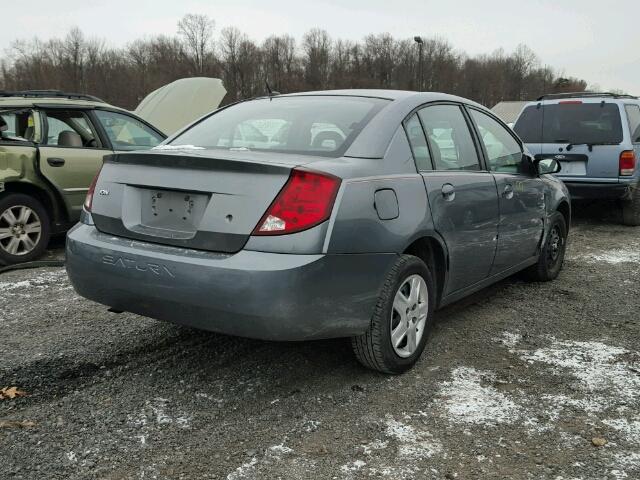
[
  {"left": 84, "top": 167, "right": 102, "bottom": 212},
  {"left": 620, "top": 150, "right": 636, "bottom": 176},
  {"left": 253, "top": 169, "right": 341, "bottom": 235}
]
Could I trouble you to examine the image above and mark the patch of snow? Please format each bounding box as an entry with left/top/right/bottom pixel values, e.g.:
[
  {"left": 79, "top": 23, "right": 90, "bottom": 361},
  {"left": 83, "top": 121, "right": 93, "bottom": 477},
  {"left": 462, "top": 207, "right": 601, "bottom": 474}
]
[
  {"left": 340, "top": 460, "right": 366, "bottom": 473},
  {"left": 574, "top": 248, "right": 640, "bottom": 264},
  {"left": 384, "top": 416, "right": 442, "bottom": 459},
  {"left": 497, "top": 331, "right": 522, "bottom": 349},
  {"left": 519, "top": 340, "right": 639, "bottom": 405},
  {"left": 361, "top": 439, "right": 388, "bottom": 455},
  {"left": 603, "top": 418, "right": 640, "bottom": 444},
  {"left": 227, "top": 457, "right": 258, "bottom": 480},
  {"left": 438, "top": 367, "right": 522, "bottom": 425},
  {"left": 0, "top": 270, "right": 67, "bottom": 293}
]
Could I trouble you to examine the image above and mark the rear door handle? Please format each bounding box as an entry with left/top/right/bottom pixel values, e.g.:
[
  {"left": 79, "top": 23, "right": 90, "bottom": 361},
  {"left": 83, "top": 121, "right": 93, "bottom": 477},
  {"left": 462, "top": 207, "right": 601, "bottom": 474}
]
[
  {"left": 502, "top": 184, "right": 514, "bottom": 199},
  {"left": 441, "top": 183, "right": 455, "bottom": 201},
  {"left": 47, "top": 157, "right": 65, "bottom": 167}
]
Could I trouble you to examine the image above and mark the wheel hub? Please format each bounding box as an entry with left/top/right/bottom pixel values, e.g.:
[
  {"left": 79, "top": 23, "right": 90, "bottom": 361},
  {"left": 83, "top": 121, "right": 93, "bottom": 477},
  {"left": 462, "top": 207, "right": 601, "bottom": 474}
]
[
  {"left": 390, "top": 274, "right": 429, "bottom": 358},
  {"left": 0, "top": 205, "right": 42, "bottom": 256}
]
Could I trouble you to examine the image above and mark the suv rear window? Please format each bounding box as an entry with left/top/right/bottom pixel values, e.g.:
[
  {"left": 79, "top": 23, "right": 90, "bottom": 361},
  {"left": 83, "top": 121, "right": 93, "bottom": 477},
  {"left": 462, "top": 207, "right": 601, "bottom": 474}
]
[
  {"left": 170, "top": 96, "right": 389, "bottom": 157},
  {"left": 514, "top": 102, "right": 623, "bottom": 145}
]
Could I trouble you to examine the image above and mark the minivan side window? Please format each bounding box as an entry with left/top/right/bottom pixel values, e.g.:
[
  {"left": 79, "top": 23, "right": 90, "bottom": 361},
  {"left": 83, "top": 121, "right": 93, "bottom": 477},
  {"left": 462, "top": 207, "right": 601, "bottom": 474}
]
[
  {"left": 95, "top": 110, "right": 164, "bottom": 151},
  {"left": 418, "top": 105, "right": 481, "bottom": 171},
  {"left": 470, "top": 109, "right": 524, "bottom": 174},
  {"left": 404, "top": 113, "right": 432, "bottom": 171},
  {"left": 625, "top": 105, "right": 640, "bottom": 143}
]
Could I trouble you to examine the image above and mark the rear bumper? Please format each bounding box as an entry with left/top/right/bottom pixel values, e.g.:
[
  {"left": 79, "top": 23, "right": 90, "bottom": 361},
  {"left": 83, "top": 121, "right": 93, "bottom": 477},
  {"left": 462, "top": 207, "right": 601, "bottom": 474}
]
[
  {"left": 66, "top": 224, "right": 395, "bottom": 341},
  {"left": 562, "top": 180, "right": 637, "bottom": 201}
]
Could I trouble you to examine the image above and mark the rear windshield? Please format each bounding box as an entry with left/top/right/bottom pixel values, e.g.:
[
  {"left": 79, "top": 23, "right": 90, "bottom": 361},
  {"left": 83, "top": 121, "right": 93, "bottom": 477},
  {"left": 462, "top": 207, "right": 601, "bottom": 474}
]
[
  {"left": 169, "top": 96, "right": 389, "bottom": 157},
  {"left": 514, "top": 102, "right": 623, "bottom": 144}
]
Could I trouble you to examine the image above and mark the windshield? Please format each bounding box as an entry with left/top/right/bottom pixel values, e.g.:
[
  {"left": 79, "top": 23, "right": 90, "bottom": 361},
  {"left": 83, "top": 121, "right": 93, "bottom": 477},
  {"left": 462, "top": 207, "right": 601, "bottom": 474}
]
[
  {"left": 514, "top": 102, "right": 623, "bottom": 145},
  {"left": 169, "top": 96, "right": 389, "bottom": 157}
]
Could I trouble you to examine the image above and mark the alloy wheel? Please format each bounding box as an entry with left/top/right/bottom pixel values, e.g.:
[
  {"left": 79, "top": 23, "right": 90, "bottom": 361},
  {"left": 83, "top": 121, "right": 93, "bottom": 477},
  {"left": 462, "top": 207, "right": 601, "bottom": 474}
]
[
  {"left": 390, "top": 274, "right": 429, "bottom": 358},
  {"left": 0, "top": 205, "right": 42, "bottom": 256}
]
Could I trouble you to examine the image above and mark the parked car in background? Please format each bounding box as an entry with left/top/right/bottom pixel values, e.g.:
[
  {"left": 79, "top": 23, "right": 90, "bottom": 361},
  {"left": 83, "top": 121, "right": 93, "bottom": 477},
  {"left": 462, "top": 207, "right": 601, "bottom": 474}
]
[
  {"left": 513, "top": 92, "right": 640, "bottom": 225},
  {"left": 67, "top": 90, "right": 570, "bottom": 374},
  {"left": 0, "top": 79, "right": 226, "bottom": 265}
]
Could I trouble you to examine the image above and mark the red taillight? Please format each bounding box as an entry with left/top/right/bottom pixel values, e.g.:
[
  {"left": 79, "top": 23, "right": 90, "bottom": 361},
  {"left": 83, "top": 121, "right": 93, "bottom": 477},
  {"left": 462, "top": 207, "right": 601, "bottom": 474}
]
[
  {"left": 84, "top": 167, "right": 102, "bottom": 212},
  {"left": 253, "top": 169, "right": 341, "bottom": 235},
  {"left": 620, "top": 150, "right": 636, "bottom": 176}
]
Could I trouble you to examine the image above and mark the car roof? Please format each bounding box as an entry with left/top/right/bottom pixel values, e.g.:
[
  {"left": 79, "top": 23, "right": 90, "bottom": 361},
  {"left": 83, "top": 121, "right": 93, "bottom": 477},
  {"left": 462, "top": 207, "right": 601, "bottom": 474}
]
[
  {"left": 274, "top": 89, "right": 490, "bottom": 159},
  {"left": 0, "top": 96, "right": 127, "bottom": 112}
]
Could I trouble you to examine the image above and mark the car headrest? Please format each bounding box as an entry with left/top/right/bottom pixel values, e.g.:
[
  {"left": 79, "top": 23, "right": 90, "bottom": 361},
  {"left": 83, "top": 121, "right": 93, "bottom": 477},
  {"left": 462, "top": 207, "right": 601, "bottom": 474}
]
[{"left": 58, "top": 130, "right": 83, "bottom": 147}]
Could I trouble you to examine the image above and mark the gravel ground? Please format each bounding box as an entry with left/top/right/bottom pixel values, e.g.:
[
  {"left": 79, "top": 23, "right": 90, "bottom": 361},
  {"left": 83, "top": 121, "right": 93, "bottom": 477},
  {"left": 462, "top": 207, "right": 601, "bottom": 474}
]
[{"left": 1, "top": 202, "right": 639, "bottom": 480}]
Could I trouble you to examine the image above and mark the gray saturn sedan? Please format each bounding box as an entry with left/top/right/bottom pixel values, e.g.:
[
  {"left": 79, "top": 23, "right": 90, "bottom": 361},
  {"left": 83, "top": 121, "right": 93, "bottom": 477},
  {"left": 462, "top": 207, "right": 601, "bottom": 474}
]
[{"left": 66, "top": 90, "right": 570, "bottom": 373}]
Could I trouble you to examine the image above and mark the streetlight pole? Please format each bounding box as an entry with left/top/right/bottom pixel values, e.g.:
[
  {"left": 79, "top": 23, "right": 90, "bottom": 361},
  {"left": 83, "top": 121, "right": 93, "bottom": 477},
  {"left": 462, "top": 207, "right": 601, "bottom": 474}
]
[{"left": 414, "top": 36, "right": 424, "bottom": 91}]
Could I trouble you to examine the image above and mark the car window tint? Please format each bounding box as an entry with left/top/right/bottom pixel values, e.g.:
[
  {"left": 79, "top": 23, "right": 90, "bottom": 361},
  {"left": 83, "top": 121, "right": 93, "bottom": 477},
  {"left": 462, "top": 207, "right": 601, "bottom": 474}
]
[
  {"left": 44, "top": 110, "right": 100, "bottom": 148},
  {"left": 95, "top": 110, "right": 163, "bottom": 151},
  {"left": 418, "top": 105, "right": 480, "bottom": 171},
  {"left": 172, "top": 96, "right": 389, "bottom": 158},
  {"left": 470, "top": 109, "right": 523, "bottom": 174},
  {"left": 404, "top": 113, "right": 432, "bottom": 171},
  {"left": 625, "top": 105, "right": 640, "bottom": 143},
  {"left": 0, "top": 110, "right": 35, "bottom": 142},
  {"left": 514, "top": 103, "right": 623, "bottom": 144}
]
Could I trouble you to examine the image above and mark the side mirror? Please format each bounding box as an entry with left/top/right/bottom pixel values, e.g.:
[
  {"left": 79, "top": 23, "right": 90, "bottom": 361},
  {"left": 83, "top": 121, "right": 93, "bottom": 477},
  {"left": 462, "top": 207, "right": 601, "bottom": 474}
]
[{"left": 534, "top": 158, "right": 561, "bottom": 175}]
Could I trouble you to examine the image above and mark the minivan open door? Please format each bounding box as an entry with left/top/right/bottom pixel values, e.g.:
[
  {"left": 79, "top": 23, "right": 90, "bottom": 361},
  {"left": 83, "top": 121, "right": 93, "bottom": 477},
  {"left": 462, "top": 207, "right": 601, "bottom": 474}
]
[{"left": 134, "top": 77, "right": 227, "bottom": 136}]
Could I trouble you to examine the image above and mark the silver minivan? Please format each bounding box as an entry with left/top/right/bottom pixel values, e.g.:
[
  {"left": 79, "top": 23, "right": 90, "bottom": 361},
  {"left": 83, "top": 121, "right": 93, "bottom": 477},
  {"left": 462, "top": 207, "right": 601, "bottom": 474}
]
[{"left": 513, "top": 92, "right": 640, "bottom": 225}]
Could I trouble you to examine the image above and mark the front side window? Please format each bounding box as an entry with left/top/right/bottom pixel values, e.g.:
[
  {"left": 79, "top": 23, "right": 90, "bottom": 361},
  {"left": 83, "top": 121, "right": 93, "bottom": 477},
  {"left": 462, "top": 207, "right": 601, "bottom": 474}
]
[
  {"left": 95, "top": 110, "right": 163, "bottom": 151},
  {"left": 404, "top": 113, "right": 432, "bottom": 171},
  {"left": 625, "top": 105, "right": 640, "bottom": 143},
  {"left": 43, "top": 110, "right": 101, "bottom": 148},
  {"left": 418, "top": 105, "right": 481, "bottom": 171},
  {"left": 470, "top": 109, "right": 524, "bottom": 174},
  {"left": 514, "top": 102, "right": 623, "bottom": 145},
  {"left": 170, "top": 96, "right": 389, "bottom": 157}
]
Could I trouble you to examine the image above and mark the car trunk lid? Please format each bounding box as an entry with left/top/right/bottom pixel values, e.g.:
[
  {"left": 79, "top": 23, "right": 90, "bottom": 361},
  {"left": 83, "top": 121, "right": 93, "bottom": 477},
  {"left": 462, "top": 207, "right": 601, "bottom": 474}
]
[{"left": 90, "top": 150, "right": 304, "bottom": 253}]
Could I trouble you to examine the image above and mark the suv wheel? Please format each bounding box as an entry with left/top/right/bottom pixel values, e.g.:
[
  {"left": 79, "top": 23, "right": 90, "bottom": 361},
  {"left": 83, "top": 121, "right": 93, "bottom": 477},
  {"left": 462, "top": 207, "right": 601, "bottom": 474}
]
[
  {"left": 622, "top": 185, "right": 640, "bottom": 226},
  {"left": 352, "top": 255, "right": 435, "bottom": 374},
  {"left": 523, "top": 212, "right": 567, "bottom": 282},
  {"left": 0, "top": 193, "right": 51, "bottom": 265}
]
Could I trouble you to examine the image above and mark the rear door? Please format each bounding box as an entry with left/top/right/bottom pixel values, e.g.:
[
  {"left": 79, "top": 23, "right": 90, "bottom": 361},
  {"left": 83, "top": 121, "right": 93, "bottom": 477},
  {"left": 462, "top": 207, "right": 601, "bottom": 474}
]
[
  {"left": 468, "top": 107, "right": 545, "bottom": 273},
  {"left": 37, "top": 108, "right": 112, "bottom": 221},
  {"left": 410, "top": 104, "right": 500, "bottom": 295},
  {"left": 514, "top": 101, "right": 624, "bottom": 181}
]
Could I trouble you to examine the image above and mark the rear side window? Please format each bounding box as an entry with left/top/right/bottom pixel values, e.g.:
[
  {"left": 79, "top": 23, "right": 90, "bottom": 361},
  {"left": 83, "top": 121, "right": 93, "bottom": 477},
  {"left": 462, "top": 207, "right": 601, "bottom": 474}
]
[
  {"left": 170, "top": 96, "right": 389, "bottom": 157},
  {"left": 0, "top": 109, "right": 36, "bottom": 142},
  {"left": 418, "top": 105, "right": 481, "bottom": 171},
  {"left": 625, "top": 105, "right": 640, "bottom": 143},
  {"left": 43, "top": 110, "right": 101, "bottom": 148},
  {"left": 514, "top": 103, "right": 623, "bottom": 145},
  {"left": 470, "top": 109, "right": 523, "bottom": 174},
  {"left": 404, "top": 113, "right": 432, "bottom": 171}
]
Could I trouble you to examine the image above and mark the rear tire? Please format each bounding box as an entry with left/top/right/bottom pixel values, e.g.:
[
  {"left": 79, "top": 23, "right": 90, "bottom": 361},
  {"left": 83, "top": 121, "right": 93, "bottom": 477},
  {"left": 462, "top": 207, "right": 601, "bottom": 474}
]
[
  {"left": 622, "top": 185, "right": 640, "bottom": 226},
  {"left": 523, "top": 212, "right": 567, "bottom": 282},
  {"left": 352, "top": 255, "right": 436, "bottom": 374},
  {"left": 0, "top": 193, "right": 51, "bottom": 266}
]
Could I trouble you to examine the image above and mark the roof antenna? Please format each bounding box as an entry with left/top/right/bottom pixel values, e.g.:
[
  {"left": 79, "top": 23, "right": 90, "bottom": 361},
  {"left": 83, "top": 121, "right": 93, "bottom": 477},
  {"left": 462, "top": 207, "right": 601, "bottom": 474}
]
[{"left": 265, "top": 81, "right": 280, "bottom": 100}]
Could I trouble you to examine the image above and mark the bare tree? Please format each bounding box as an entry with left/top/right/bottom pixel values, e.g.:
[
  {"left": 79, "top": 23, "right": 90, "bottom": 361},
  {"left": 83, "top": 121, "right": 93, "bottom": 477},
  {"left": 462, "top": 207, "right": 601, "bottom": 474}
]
[{"left": 177, "top": 13, "right": 215, "bottom": 75}]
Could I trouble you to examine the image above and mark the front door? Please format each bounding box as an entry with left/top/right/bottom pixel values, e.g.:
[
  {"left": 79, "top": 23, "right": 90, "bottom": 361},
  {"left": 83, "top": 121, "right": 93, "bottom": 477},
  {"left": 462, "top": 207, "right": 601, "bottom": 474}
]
[
  {"left": 38, "top": 109, "right": 111, "bottom": 221},
  {"left": 468, "top": 108, "right": 545, "bottom": 273},
  {"left": 414, "top": 104, "right": 500, "bottom": 295}
]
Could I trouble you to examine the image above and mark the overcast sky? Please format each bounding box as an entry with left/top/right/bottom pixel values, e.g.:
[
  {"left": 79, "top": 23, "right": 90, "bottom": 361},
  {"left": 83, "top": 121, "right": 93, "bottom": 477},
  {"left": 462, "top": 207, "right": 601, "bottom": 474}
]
[{"left": 1, "top": 0, "right": 637, "bottom": 94}]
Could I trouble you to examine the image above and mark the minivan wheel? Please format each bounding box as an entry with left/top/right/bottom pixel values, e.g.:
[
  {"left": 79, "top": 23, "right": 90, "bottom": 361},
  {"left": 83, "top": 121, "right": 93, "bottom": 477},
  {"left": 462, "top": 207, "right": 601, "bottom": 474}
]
[
  {"left": 523, "top": 212, "right": 567, "bottom": 282},
  {"left": 352, "top": 255, "right": 435, "bottom": 374},
  {"left": 622, "top": 185, "right": 640, "bottom": 226},
  {"left": 0, "top": 193, "right": 51, "bottom": 265}
]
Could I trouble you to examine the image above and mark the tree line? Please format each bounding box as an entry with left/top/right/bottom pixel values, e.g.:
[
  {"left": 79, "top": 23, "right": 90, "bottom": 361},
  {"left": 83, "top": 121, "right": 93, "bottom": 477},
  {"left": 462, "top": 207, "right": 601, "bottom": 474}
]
[{"left": 0, "top": 14, "right": 588, "bottom": 110}]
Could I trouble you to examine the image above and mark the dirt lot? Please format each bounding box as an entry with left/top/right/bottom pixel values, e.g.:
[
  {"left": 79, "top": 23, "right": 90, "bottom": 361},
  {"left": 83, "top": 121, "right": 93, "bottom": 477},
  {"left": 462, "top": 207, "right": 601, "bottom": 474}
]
[{"left": 1, "top": 202, "right": 639, "bottom": 480}]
